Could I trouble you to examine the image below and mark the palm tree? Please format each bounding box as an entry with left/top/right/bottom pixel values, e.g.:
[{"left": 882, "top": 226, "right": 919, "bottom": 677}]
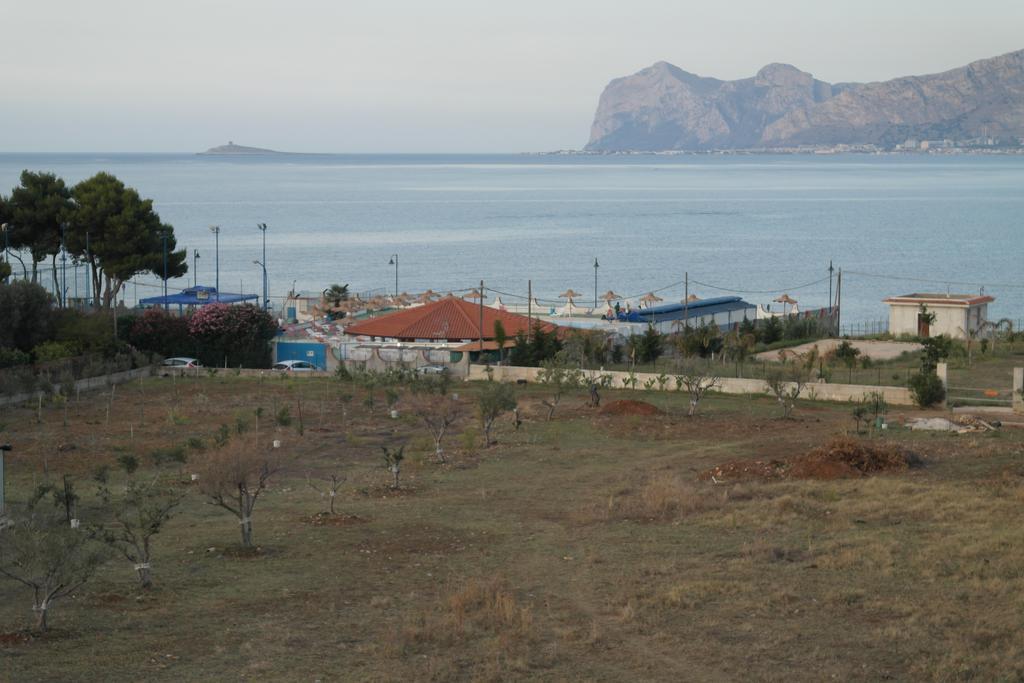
[{"left": 323, "top": 283, "right": 349, "bottom": 308}]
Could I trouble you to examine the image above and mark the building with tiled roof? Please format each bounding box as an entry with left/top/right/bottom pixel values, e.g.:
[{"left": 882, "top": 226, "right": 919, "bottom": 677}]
[
  {"left": 344, "top": 295, "right": 556, "bottom": 343},
  {"left": 883, "top": 293, "right": 994, "bottom": 339}
]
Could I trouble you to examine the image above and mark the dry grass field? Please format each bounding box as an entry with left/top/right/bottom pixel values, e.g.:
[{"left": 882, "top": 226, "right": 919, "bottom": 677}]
[{"left": 2, "top": 371, "right": 1024, "bottom": 681}]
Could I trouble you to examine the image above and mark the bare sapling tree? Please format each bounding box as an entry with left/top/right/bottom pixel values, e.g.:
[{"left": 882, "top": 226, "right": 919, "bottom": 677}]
[
  {"left": 477, "top": 381, "right": 517, "bottom": 447},
  {"left": 677, "top": 366, "right": 720, "bottom": 417},
  {"left": 89, "top": 455, "right": 184, "bottom": 588},
  {"left": 198, "top": 436, "right": 282, "bottom": 548},
  {"left": 765, "top": 363, "right": 810, "bottom": 419},
  {"left": 381, "top": 446, "right": 405, "bottom": 489},
  {"left": 414, "top": 395, "right": 463, "bottom": 463},
  {"left": 307, "top": 472, "right": 345, "bottom": 514},
  {"left": 0, "top": 512, "right": 107, "bottom": 631},
  {"left": 537, "top": 358, "right": 583, "bottom": 421}
]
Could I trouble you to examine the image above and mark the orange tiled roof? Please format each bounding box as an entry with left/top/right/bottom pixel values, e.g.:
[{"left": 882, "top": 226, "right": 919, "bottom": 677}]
[{"left": 344, "top": 295, "right": 556, "bottom": 342}]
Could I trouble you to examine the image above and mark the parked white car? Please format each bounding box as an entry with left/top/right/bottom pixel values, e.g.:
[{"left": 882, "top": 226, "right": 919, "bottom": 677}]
[
  {"left": 273, "top": 360, "right": 319, "bottom": 372},
  {"left": 162, "top": 357, "right": 201, "bottom": 368},
  {"left": 416, "top": 364, "right": 449, "bottom": 375}
]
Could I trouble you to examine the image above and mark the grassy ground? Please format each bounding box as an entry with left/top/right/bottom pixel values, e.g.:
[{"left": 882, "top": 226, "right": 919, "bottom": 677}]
[{"left": 2, "top": 373, "right": 1024, "bottom": 681}]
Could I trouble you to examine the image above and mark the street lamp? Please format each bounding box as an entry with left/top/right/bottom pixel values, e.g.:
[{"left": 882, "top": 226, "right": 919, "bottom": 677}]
[
  {"left": 160, "top": 230, "right": 169, "bottom": 312},
  {"left": 193, "top": 249, "right": 200, "bottom": 288},
  {"left": 593, "top": 257, "right": 599, "bottom": 309},
  {"left": 253, "top": 260, "right": 269, "bottom": 311},
  {"left": 59, "top": 223, "right": 68, "bottom": 308},
  {"left": 0, "top": 223, "right": 9, "bottom": 283},
  {"left": 388, "top": 254, "right": 398, "bottom": 297},
  {"left": 257, "top": 223, "right": 268, "bottom": 311},
  {"left": 209, "top": 226, "right": 220, "bottom": 301}
]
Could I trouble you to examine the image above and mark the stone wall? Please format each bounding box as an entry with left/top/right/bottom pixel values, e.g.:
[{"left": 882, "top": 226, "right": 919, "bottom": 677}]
[{"left": 467, "top": 364, "right": 915, "bottom": 406}]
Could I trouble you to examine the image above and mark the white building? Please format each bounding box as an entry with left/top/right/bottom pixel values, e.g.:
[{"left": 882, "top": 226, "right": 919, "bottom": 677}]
[{"left": 883, "top": 293, "right": 993, "bottom": 339}]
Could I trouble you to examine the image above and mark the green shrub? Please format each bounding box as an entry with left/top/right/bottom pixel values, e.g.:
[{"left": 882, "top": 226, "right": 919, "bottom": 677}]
[
  {"left": 0, "top": 347, "right": 31, "bottom": 368},
  {"left": 909, "top": 372, "right": 945, "bottom": 407},
  {"left": 33, "top": 341, "right": 77, "bottom": 363}
]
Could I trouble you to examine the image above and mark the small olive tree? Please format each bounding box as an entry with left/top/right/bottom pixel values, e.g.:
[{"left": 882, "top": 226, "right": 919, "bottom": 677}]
[
  {"left": 765, "top": 363, "right": 810, "bottom": 419},
  {"left": 414, "top": 395, "right": 463, "bottom": 463},
  {"left": 0, "top": 513, "right": 107, "bottom": 631},
  {"left": 198, "top": 436, "right": 281, "bottom": 548},
  {"left": 536, "top": 358, "right": 584, "bottom": 421},
  {"left": 477, "top": 381, "right": 517, "bottom": 446},
  {"left": 307, "top": 472, "right": 346, "bottom": 514},
  {"left": 382, "top": 446, "right": 405, "bottom": 489},
  {"left": 676, "top": 366, "right": 720, "bottom": 417},
  {"left": 91, "top": 468, "right": 184, "bottom": 589}
]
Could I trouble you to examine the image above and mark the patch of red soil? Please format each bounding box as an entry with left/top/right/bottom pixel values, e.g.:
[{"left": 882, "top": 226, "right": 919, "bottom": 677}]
[
  {"left": 599, "top": 400, "right": 664, "bottom": 416},
  {"left": 360, "top": 485, "right": 418, "bottom": 498},
  {"left": 303, "top": 512, "right": 369, "bottom": 527},
  {"left": 0, "top": 632, "right": 32, "bottom": 646},
  {"left": 701, "top": 436, "right": 921, "bottom": 482}
]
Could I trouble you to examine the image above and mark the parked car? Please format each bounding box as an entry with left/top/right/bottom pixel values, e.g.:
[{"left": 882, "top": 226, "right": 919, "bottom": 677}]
[
  {"left": 162, "top": 357, "right": 201, "bottom": 368},
  {"left": 273, "top": 360, "right": 319, "bottom": 372},
  {"left": 416, "top": 364, "right": 449, "bottom": 375}
]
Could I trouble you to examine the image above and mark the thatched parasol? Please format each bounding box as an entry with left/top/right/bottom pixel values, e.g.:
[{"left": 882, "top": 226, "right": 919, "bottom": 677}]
[
  {"left": 685, "top": 294, "right": 700, "bottom": 302},
  {"left": 559, "top": 289, "right": 582, "bottom": 302},
  {"left": 415, "top": 289, "right": 439, "bottom": 304},
  {"left": 639, "top": 292, "right": 664, "bottom": 307},
  {"left": 463, "top": 289, "right": 485, "bottom": 301},
  {"left": 601, "top": 290, "right": 622, "bottom": 302}
]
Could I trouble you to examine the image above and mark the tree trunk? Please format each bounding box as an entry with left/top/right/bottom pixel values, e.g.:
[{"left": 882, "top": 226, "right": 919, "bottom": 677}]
[
  {"left": 136, "top": 565, "right": 153, "bottom": 589},
  {"left": 34, "top": 601, "right": 48, "bottom": 632},
  {"left": 240, "top": 518, "right": 254, "bottom": 548},
  {"left": 688, "top": 399, "right": 697, "bottom": 417},
  {"left": 390, "top": 466, "right": 400, "bottom": 489},
  {"left": 435, "top": 439, "right": 445, "bottom": 463}
]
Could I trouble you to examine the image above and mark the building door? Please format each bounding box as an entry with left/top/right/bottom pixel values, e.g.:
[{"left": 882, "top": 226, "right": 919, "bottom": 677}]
[{"left": 917, "top": 313, "right": 930, "bottom": 338}]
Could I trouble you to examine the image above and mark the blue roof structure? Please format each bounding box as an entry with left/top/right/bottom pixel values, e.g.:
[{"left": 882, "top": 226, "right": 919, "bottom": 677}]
[
  {"left": 139, "top": 286, "right": 258, "bottom": 307},
  {"left": 617, "top": 296, "right": 754, "bottom": 323}
]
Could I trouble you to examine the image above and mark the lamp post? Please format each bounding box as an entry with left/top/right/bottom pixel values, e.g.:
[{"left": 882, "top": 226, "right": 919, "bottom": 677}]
[
  {"left": 593, "top": 257, "right": 599, "bottom": 309},
  {"left": 254, "top": 260, "right": 269, "bottom": 311},
  {"left": 84, "top": 231, "right": 90, "bottom": 306},
  {"left": 72, "top": 258, "right": 79, "bottom": 307},
  {"left": 160, "top": 230, "right": 169, "bottom": 312},
  {"left": 193, "top": 249, "right": 200, "bottom": 288},
  {"left": 388, "top": 254, "right": 398, "bottom": 297},
  {"left": 0, "top": 223, "right": 9, "bottom": 283},
  {"left": 59, "top": 223, "right": 68, "bottom": 308},
  {"left": 257, "top": 223, "right": 268, "bottom": 310},
  {"left": 209, "top": 225, "right": 220, "bottom": 301}
]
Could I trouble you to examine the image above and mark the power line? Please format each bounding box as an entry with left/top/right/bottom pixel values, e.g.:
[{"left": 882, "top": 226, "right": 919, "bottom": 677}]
[{"left": 844, "top": 269, "right": 1024, "bottom": 290}]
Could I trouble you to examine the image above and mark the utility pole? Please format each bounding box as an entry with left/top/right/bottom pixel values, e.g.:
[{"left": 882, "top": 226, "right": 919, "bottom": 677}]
[
  {"left": 257, "top": 223, "right": 268, "bottom": 310},
  {"left": 593, "top": 257, "right": 599, "bottom": 309},
  {"left": 683, "top": 271, "right": 689, "bottom": 331},
  {"left": 527, "top": 280, "right": 532, "bottom": 343},
  {"left": 828, "top": 260, "right": 835, "bottom": 335},
  {"left": 478, "top": 280, "right": 484, "bottom": 353},
  {"left": 836, "top": 268, "right": 842, "bottom": 335},
  {"left": 210, "top": 225, "right": 220, "bottom": 301}
]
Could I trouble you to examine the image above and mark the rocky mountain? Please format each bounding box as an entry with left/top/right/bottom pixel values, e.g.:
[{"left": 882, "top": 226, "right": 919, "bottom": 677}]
[{"left": 585, "top": 50, "right": 1024, "bottom": 151}]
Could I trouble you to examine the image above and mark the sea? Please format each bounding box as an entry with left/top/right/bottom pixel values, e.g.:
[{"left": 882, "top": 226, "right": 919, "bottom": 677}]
[{"left": 1, "top": 152, "right": 1022, "bottom": 326}]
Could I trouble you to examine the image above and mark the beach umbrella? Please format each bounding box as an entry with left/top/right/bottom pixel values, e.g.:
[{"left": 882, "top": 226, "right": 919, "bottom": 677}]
[
  {"left": 639, "top": 292, "right": 664, "bottom": 307},
  {"left": 416, "top": 289, "right": 439, "bottom": 303},
  {"left": 601, "top": 290, "right": 622, "bottom": 302},
  {"left": 774, "top": 293, "right": 798, "bottom": 314},
  {"left": 464, "top": 288, "right": 485, "bottom": 300},
  {"left": 685, "top": 294, "right": 700, "bottom": 302},
  {"left": 559, "top": 289, "right": 582, "bottom": 302}
]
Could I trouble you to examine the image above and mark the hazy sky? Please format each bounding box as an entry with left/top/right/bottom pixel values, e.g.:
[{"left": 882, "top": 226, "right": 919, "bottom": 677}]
[{"left": 2, "top": 0, "right": 1022, "bottom": 152}]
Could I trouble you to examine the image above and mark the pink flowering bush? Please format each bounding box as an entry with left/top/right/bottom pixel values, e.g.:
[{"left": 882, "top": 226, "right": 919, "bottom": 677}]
[{"left": 187, "top": 304, "right": 278, "bottom": 368}]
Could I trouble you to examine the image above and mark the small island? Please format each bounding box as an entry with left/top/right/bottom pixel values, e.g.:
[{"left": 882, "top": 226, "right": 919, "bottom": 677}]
[{"left": 198, "top": 141, "right": 285, "bottom": 155}]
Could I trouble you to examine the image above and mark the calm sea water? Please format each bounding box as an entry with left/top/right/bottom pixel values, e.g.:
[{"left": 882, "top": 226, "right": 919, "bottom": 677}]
[{"left": 0, "top": 153, "right": 1021, "bottom": 325}]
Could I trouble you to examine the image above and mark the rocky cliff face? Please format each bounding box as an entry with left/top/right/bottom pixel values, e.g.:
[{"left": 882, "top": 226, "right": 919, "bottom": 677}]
[{"left": 585, "top": 50, "right": 1024, "bottom": 150}]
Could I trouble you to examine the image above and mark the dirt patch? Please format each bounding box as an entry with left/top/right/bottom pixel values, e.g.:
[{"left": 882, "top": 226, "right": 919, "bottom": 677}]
[
  {"left": 0, "top": 631, "right": 33, "bottom": 646},
  {"left": 303, "top": 512, "right": 369, "bottom": 527},
  {"left": 599, "top": 400, "right": 663, "bottom": 416},
  {"left": 702, "top": 436, "right": 922, "bottom": 482},
  {"left": 359, "top": 485, "right": 419, "bottom": 498}
]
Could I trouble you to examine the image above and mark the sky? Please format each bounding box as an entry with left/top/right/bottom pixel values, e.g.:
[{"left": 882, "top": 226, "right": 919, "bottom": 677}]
[{"left": 2, "top": 0, "right": 1022, "bottom": 153}]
